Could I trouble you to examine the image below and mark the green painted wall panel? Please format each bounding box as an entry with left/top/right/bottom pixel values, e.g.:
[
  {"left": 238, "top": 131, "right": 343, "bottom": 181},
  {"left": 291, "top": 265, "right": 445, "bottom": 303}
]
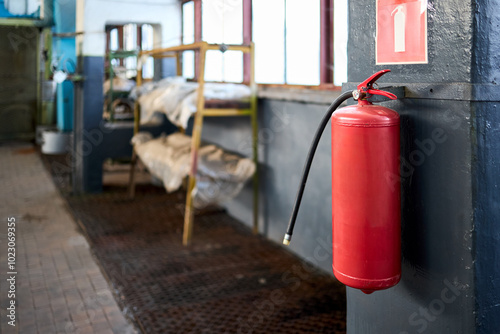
[{"left": 0, "top": 25, "right": 38, "bottom": 140}]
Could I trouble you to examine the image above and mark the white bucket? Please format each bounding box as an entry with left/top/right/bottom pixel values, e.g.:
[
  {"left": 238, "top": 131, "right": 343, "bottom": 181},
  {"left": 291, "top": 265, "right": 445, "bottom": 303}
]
[
  {"left": 41, "top": 130, "right": 71, "bottom": 155},
  {"left": 36, "top": 125, "right": 56, "bottom": 145}
]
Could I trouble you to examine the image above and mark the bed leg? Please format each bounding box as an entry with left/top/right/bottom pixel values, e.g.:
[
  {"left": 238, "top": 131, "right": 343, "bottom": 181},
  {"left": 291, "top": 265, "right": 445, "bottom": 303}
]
[
  {"left": 251, "top": 76, "right": 259, "bottom": 235},
  {"left": 183, "top": 175, "right": 196, "bottom": 246},
  {"left": 128, "top": 150, "right": 138, "bottom": 199},
  {"left": 183, "top": 43, "right": 206, "bottom": 246},
  {"left": 252, "top": 162, "right": 259, "bottom": 234},
  {"left": 183, "top": 124, "right": 203, "bottom": 246}
]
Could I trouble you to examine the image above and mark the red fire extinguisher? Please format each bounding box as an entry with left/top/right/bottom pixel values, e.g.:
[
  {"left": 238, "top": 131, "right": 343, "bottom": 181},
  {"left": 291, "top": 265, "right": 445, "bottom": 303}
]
[{"left": 283, "top": 70, "right": 401, "bottom": 294}]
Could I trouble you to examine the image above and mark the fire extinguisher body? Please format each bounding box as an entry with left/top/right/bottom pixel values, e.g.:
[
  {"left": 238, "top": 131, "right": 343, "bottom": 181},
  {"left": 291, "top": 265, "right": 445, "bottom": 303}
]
[{"left": 331, "top": 104, "right": 401, "bottom": 294}]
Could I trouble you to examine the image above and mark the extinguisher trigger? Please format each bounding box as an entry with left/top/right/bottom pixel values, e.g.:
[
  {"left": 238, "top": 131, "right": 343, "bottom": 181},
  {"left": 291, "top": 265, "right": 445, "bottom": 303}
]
[
  {"left": 354, "top": 70, "right": 398, "bottom": 103},
  {"left": 366, "top": 88, "right": 397, "bottom": 100},
  {"left": 357, "top": 69, "right": 391, "bottom": 92}
]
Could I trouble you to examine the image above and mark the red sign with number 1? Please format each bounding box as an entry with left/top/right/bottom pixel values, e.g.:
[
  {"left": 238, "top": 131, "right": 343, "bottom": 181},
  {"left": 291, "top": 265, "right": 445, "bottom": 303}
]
[{"left": 376, "top": 0, "right": 428, "bottom": 64}]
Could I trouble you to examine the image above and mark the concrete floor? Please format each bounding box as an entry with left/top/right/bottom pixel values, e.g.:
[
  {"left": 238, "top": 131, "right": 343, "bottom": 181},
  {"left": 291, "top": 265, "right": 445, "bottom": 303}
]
[{"left": 0, "top": 142, "right": 138, "bottom": 334}]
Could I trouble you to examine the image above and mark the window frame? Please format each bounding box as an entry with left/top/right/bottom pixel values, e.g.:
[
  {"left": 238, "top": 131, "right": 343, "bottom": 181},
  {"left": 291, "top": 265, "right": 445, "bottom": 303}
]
[
  {"left": 105, "top": 23, "right": 155, "bottom": 80},
  {"left": 180, "top": 0, "right": 340, "bottom": 90}
]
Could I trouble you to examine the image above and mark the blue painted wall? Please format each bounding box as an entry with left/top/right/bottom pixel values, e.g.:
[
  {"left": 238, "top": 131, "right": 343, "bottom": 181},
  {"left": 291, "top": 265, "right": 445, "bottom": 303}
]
[
  {"left": 74, "top": 56, "right": 176, "bottom": 193},
  {"left": 53, "top": 0, "right": 76, "bottom": 131}
]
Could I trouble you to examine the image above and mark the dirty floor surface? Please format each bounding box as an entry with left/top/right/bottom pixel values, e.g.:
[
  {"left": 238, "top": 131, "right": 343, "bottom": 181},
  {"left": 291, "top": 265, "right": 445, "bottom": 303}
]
[{"left": 43, "top": 154, "right": 347, "bottom": 333}]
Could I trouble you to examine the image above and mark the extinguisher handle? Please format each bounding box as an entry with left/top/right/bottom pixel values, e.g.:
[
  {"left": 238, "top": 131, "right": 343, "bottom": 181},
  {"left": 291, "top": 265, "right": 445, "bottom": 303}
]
[
  {"left": 366, "top": 88, "right": 397, "bottom": 100},
  {"left": 355, "top": 70, "right": 397, "bottom": 103},
  {"left": 357, "top": 69, "right": 391, "bottom": 92}
]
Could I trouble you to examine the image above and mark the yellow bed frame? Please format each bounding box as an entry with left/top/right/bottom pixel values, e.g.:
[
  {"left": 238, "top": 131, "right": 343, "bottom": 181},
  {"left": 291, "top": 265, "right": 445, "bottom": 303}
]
[{"left": 128, "top": 41, "right": 258, "bottom": 246}]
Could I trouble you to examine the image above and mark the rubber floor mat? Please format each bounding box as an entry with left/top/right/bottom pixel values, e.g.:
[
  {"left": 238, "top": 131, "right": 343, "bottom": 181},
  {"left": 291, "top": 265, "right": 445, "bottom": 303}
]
[{"left": 43, "top": 155, "right": 346, "bottom": 333}]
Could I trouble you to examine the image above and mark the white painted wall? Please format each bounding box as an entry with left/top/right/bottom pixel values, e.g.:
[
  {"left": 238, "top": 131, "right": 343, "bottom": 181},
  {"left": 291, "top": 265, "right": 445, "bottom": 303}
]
[{"left": 77, "top": 0, "right": 181, "bottom": 56}]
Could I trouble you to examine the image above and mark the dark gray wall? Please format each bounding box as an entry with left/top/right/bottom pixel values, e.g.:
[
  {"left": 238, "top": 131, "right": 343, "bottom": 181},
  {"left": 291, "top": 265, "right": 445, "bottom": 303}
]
[
  {"left": 346, "top": 0, "right": 500, "bottom": 333},
  {"left": 473, "top": 101, "right": 500, "bottom": 334},
  {"left": 471, "top": 1, "right": 500, "bottom": 333},
  {"left": 348, "top": 0, "right": 476, "bottom": 333},
  {"left": 348, "top": 0, "right": 473, "bottom": 84},
  {"left": 201, "top": 96, "right": 342, "bottom": 274},
  {"left": 201, "top": 2, "right": 499, "bottom": 333},
  {"left": 74, "top": 0, "right": 499, "bottom": 332},
  {"left": 346, "top": 97, "right": 475, "bottom": 334},
  {"left": 212, "top": 93, "right": 477, "bottom": 334},
  {"left": 203, "top": 0, "right": 498, "bottom": 333}
]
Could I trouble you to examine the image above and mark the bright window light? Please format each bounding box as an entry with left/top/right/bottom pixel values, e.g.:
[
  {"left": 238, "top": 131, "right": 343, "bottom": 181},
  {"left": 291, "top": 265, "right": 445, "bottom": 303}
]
[
  {"left": 202, "top": 0, "right": 243, "bottom": 44},
  {"left": 253, "top": 0, "right": 320, "bottom": 85},
  {"left": 123, "top": 24, "right": 137, "bottom": 51},
  {"left": 183, "top": 51, "right": 195, "bottom": 79},
  {"left": 224, "top": 51, "right": 244, "bottom": 82},
  {"left": 334, "top": 0, "right": 348, "bottom": 86},
  {"left": 183, "top": 1, "right": 196, "bottom": 78},
  {"left": 253, "top": 0, "right": 285, "bottom": 84},
  {"left": 183, "top": 1, "right": 195, "bottom": 44},
  {"left": 110, "top": 28, "right": 118, "bottom": 51},
  {"left": 202, "top": 0, "right": 244, "bottom": 82},
  {"left": 285, "top": 0, "right": 320, "bottom": 85},
  {"left": 142, "top": 24, "right": 155, "bottom": 79},
  {"left": 142, "top": 24, "right": 154, "bottom": 51}
]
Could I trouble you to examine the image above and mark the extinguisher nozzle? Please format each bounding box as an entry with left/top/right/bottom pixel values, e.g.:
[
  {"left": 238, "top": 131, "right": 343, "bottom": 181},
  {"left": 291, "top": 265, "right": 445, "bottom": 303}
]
[{"left": 283, "top": 233, "right": 292, "bottom": 246}]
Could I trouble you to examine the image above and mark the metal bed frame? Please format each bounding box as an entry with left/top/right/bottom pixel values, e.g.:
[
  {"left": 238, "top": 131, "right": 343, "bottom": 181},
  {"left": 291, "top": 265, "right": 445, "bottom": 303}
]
[
  {"left": 128, "top": 41, "right": 258, "bottom": 245},
  {"left": 105, "top": 50, "right": 138, "bottom": 122}
]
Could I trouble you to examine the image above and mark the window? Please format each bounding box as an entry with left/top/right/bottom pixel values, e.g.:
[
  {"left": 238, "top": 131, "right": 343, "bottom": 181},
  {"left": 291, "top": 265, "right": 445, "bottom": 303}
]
[
  {"left": 141, "top": 24, "right": 155, "bottom": 79},
  {"left": 1, "top": 0, "right": 41, "bottom": 18},
  {"left": 182, "top": 1, "right": 196, "bottom": 78},
  {"left": 105, "top": 24, "right": 155, "bottom": 79},
  {"left": 253, "top": 0, "right": 320, "bottom": 85},
  {"left": 333, "top": 0, "right": 348, "bottom": 86},
  {"left": 109, "top": 28, "right": 119, "bottom": 52},
  {"left": 182, "top": 0, "right": 245, "bottom": 82},
  {"left": 181, "top": 0, "right": 348, "bottom": 87},
  {"left": 123, "top": 24, "right": 138, "bottom": 78},
  {"left": 251, "top": 0, "right": 284, "bottom": 84},
  {"left": 202, "top": 0, "right": 243, "bottom": 82}
]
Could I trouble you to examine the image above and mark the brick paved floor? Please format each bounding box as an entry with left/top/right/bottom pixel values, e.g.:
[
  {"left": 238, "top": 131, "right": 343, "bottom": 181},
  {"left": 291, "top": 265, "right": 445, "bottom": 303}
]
[{"left": 0, "top": 142, "right": 138, "bottom": 334}]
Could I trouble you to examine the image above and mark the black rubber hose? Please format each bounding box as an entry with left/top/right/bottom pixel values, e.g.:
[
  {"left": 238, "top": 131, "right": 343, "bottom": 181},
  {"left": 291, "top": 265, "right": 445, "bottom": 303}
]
[{"left": 283, "top": 90, "right": 354, "bottom": 245}]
